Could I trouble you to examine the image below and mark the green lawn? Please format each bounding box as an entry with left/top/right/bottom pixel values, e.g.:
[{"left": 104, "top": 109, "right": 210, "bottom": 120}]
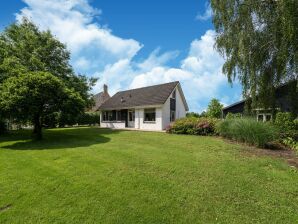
[{"left": 0, "top": 127, "right": 297, "bottom": 223}]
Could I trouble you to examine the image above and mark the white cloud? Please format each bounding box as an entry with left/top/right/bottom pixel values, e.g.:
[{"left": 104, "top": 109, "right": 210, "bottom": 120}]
[
  {"left": 16, "top": 0, "right": 240, "bottom": 112},
  {"left": 129, "top": 30, "right": 230, "bottom": 111},
  {"left": 93, "top": 59, "right": 135, "bottom": 94},
  {"left": 196, "top": 2, "right": 212, "bottom": 21},
  {"left": 16, "top": 0, "right": 142, "bottom": 71},
  {"left": 137, "top": 48, "right": 179, "bottom": 72},
  {"left": 74, "top": 57, "right": 90, "bottom": 70},
  {"left": 130, "top": 67, "right": 192, "bottom": 89}
]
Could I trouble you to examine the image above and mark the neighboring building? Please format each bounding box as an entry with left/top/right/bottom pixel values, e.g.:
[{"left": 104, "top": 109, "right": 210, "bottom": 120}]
[
  {"left": 98, "top": 81, "right": 189, "bottom": 131},
  {"left": 222, "top": 100, "right": 246, "bottom": 117},
  {"left": 222, "top": 80, "right": 298, "bottom": 121},
  {"left": 89, "top": 84, "right": 110, "bottom": 112}
]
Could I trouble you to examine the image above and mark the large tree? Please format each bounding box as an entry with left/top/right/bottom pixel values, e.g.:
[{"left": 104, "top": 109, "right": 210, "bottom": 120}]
[
  {"left": 206, "top": 98, "right": 223, "bottom": 118},
  {"left": 211, "top": 0, "right": 298, "bottom": 110},
  {"left": 0, "top": 19, "right": 96, "bottom": 139},
  {"left": 0, "top": 72, "right": 85, "bottom": 139}
]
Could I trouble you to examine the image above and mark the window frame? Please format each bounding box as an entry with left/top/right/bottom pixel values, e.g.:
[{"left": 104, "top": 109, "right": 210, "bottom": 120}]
[
  {"left": 170, "top": 110, "right": 176, "bottom": 122},
  {"left": 128, "top": 110, "right": 135, "bottom": 122},
  {"left": 143, "top": 108, "right": 156, "bottom": 123},
  {"left": 102, "top": 110, "right": 124, "bottom": 122}
]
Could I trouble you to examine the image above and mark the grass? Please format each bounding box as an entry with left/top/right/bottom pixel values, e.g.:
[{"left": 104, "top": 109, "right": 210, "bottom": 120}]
[
  {"left": 0, "top": 127, "right": 297, "bottom": 223},
  {"left": 216, "top": 118, "right": 278, "bottom": 147}
]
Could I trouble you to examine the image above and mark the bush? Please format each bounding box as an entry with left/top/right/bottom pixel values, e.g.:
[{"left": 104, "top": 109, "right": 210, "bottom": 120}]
[
  {"left": 186, "top": 112, "right": 200, "bottom": 118},
  {"left": 274, "top": 112, "right": 296, "bottom": 132},
  {"left": 273, "top": 112, "right": 298, "bottom": 150},
  {"left": 282, "top": 137, "right": 298, "bottom": 152},
  {"left": 77, "top": 112, "right": 100, "bottom": 126},
  {"left": 167, "top": 117, "right": 219, "bottom": 135},
  {"left": 43, "top": 112, "right": 101, "bottom": 128},
  {"left": 216, "top": 118, "right": 278, "bottom": 147},
  {"left": 225, "top": 112, "right": 242, "bottom": 119}
]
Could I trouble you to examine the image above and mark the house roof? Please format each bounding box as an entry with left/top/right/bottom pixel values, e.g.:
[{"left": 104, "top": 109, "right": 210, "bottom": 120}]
[
  {"left": 222, "top": 99, "right": 245, "bottom": 111},
  {"left": 222, "top": 79, "right": 298, "bottom": 112},
  {"left": 89, "top": 91, "right": 110, "bottom": 112},
  {"left": 98, "top": 81, "right": 188, "bottom": 110}
]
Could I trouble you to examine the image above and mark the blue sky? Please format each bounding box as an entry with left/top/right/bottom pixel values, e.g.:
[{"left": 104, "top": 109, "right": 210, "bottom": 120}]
[{"left": 0, "top": 0, "right": 242, "bottom": 112}]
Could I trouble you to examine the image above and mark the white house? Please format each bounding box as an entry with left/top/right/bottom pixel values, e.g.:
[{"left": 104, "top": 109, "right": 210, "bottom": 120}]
[{"left": 97, "top": 81, "right": 189, "bottom": 131}]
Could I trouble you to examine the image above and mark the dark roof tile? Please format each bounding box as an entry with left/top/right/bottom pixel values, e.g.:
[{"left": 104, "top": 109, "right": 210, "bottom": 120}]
[{"left": 98, "top": 81, "right": 179, "bottom": 110}]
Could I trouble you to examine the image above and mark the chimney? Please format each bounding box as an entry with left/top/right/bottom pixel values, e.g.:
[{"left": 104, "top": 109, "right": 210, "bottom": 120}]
[{"left": 103, "top": 84, "right": 108, "bottom": 94}]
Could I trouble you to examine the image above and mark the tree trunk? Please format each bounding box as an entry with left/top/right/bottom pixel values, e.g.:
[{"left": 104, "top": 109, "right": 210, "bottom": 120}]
[{"left": 33, "top": 114, "right": 42, "bottom": 140}]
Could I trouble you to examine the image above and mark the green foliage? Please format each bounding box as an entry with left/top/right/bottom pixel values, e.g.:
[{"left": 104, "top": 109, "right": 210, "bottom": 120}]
[
  {"left": 274, "top": 112, "right": 298, "bottom": 150},
  {"left": 0, "top": 72, "right": 84, "bottom": 139},
  {"left": 274, "top": 112, "right": 296, "bottom": 132},
  {"left": 167, "top": 117, "right": 219, "bottom": 135},
  {"left": 186, "top": 112, "right": 200, "bottom": 118},
  {"left": 77, "top": 113, "right": 100, "bottom": 126},
  {"left": 282, "top": 137, "right": 298, "bottom": 152},
  {"left": 211, "top": 0, "right": 298, "bottom": 111},
  {"left": 225, "top": 112, "right": 242, "bottom": 119},
  {"left": 216, "top": 118, "right": 278, "bottom": 147},
  {"left": 43, "top": 112, "right": 60, "bottom": 128},
  {"left": 43, "top": 112, "right": 100, "bottom": 128},
  {"left": 0, "top": 19, "right": 96, "bottom": 138},
  {"left": 200, "top": 111, "right": 207, "bottom": 117},
  {"left": 206, "top": 98, "right": 223, "bottom": 118},
  {"left": 0, "top": 120, "right": 7, "bottom": 134},
  {"left": 1, "top": 128, "right": 298, "bottom": 223}
]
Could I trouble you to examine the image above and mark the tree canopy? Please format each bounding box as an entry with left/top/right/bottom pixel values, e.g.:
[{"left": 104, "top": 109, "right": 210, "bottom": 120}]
[
  {"left": 206, "top": 98, "right": 223, "bottom": 118},
  {"left": 0, "top": 19, "right": 96, "bottom": 139},
  {"left": 0, "top": 72, "right": 85, "bottom": 139},
  {"left": 211, "top": 0, "right": 298, "bottom": 110}
]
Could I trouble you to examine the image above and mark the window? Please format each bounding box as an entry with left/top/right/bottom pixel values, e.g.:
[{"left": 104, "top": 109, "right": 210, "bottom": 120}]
[
  {"left": 257, "top": 114, "right": 263, "bottom": 122},
  {"left": 265, "top": 114, "right": 272, "bottom": 122},
  {"left": 257, "top": 114, "right": 272, "bottom": 122},
  {"left": 103, "top": 111, "right": 108, "bottom": 121},
  {"left": 103, "top": 110, "right": 122, "bottom": 122},
  {"left": 108, "top": 111, "right": 114, "bottom": 121},
  {"left": 116, "top": 111, "right": 122, "bottom": 121},
  {"left": 144, "top": 108, "right": 156, "bottom": 122},
  {"left": 128, "top": 110, "right": 135, "bottom": 121},
  {"left": 170, "top": 110, "right": 175, "bottom": 122}
]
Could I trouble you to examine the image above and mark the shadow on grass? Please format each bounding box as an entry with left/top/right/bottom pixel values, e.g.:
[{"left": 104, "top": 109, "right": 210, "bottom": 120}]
[{"left": 0, "top": 127, "right": 120, "bottom": 150}]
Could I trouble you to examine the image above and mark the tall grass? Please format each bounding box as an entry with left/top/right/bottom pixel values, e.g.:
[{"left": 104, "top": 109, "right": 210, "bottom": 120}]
[{"left": 216, "top": 118, "right": 278, "bottom": 148}]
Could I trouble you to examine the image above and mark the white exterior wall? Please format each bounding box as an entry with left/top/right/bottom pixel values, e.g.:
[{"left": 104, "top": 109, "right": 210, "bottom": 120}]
[
  {"left": 162, "top": 97, "right": 171, "bottom": 130},
  {"left": 99, "top": 84, "right": 187, "bottom": 131},
  {"left": 161, "top": 86, "right": 187, "bottom": 129},
  {"left": 100, "top": 108, "right": 163, "bottom": 131},
  {"left": 135, "top": 108, "right": 162, "bottom": 131},
  {"left": 100, "top": 122, "right": 126, "bottom": 129},
  {"left": 175, "top": 87, "right": 187, "bottom": 119},
  {"left": 99, "top": 111, "right": 126, "bottom": 129}
]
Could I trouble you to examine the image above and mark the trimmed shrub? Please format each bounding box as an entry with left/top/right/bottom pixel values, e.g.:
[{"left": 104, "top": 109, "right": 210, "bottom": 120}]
[
  {"left": 216, "top": 118, "right": 278, "bottom": 147},
  {"left": 167, "top": 117, "right": 219, "bottom": 135}
]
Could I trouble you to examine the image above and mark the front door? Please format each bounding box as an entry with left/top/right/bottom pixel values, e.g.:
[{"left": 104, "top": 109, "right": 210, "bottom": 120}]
[{"left": 128, "top": 110, "right": 135, "bottom": 128}]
